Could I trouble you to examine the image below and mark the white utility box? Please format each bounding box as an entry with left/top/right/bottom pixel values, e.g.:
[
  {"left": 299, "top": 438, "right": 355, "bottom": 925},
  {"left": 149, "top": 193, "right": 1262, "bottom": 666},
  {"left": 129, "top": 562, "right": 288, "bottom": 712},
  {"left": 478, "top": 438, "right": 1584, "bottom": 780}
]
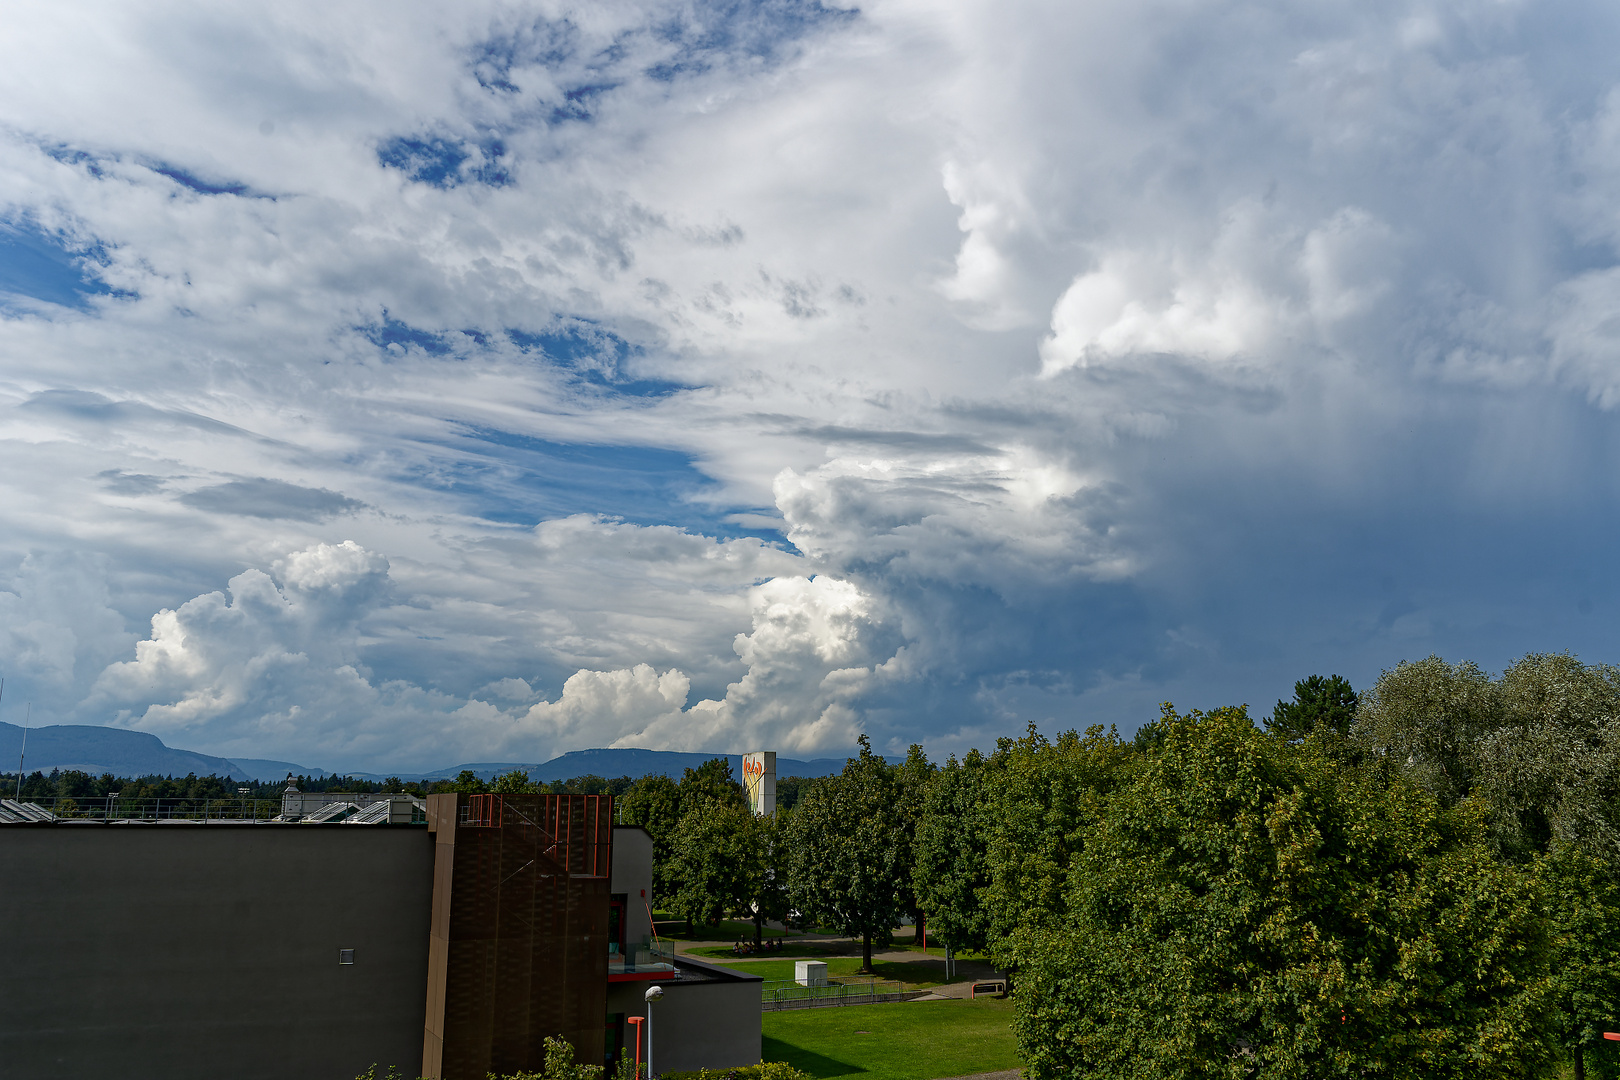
[{"left": 794, "top": 960, "right": 828, "bottom": 987}]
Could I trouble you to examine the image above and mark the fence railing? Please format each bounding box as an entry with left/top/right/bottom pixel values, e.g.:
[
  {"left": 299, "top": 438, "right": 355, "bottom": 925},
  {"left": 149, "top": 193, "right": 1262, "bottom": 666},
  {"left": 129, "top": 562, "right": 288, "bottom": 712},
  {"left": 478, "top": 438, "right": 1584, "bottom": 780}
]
[
  {"left": 5, "top": 797, "right": 284, "bottom": 822},
  {"left": 760, "top": 976, "right": 923, "bottom": 1011},
  {"left": 610, "top": 937, "right": 680, "bottom": 978}
]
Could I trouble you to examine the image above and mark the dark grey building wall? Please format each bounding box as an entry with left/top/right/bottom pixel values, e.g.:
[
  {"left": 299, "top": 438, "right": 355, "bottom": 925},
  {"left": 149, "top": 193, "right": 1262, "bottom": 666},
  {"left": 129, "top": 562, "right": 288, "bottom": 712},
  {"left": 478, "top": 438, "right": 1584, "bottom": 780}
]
[
  {"left": 608, "top": 958, "right": 762, "bottom": 1075},
  {"left": 0, "top": 823, "right": 434, "bottom": 1080}
]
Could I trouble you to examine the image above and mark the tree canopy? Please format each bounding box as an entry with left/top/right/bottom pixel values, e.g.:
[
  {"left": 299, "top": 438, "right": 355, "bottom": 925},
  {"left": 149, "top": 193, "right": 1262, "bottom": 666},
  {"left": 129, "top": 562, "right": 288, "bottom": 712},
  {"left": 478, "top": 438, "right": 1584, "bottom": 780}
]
[
  {"left": 1008, "top": 706, "right": 1552, "bottom": 1080},
  {"left": 787, "top": 735, "right": 918, "bottom": 970},
  {"left": 1266, "top": 673, "right": 1359, "bottom": 741}
]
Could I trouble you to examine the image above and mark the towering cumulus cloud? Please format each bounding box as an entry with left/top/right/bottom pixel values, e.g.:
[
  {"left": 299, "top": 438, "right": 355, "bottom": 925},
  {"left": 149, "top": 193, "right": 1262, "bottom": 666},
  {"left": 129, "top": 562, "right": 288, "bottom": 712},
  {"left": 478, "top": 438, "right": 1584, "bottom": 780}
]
[{"left": 0, "top": 1, "right": 1618, "bottom": 769}]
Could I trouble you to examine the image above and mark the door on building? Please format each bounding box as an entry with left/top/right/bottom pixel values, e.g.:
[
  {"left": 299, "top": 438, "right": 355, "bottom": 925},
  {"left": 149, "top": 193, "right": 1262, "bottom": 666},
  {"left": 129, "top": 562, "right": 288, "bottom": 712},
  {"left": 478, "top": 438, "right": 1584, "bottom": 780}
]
[
  {"left": 605, "top": 1012, "right": 625, "bottom": 1069},
  {"left": 609, "top": 893, "right": 627, "bottom": 958}
]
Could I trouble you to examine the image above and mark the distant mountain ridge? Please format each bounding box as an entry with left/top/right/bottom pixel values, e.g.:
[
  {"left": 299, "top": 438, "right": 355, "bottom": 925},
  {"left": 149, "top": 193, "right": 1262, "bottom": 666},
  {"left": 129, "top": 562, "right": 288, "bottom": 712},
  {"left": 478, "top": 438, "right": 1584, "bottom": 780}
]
[
  {"left": 0, "top": 722, "right": 876, "bottom": 783},
  {"left": 0, "top": 723, "right": 256, "bottom": 782}
]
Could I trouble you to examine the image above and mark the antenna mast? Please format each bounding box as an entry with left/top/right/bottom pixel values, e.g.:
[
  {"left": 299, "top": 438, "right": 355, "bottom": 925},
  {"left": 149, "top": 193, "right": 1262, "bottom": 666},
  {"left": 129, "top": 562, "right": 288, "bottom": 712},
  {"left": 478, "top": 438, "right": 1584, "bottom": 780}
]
[{"left": 16, "top": 698, "right": 30, "bottom": 801}]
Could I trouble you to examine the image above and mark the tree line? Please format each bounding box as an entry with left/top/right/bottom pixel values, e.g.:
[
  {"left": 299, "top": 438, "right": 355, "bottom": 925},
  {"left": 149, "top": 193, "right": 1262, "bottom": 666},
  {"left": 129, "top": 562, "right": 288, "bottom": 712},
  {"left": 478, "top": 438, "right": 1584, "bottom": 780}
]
[
  {"left": 0, "top": 768, "right": 651, "bottom": 803},
  {"left": 572, "top": 653, "right": 1620, "bottom": 1078},
  {"left": 911, "top": 654, "right": 1620, "bottom": 1080}
]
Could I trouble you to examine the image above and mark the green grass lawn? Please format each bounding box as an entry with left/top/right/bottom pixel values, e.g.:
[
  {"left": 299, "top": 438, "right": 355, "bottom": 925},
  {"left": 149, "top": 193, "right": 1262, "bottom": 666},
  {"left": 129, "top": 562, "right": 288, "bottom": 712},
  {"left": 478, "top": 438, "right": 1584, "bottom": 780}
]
[
  {"left": 762, "top": 998, "right": 1020, "bottom": 1080},
  {"left": 710, "top": 955, "right": 957, "bottom": 988},
  {"left": 650, "top": 913, "right": 799, "bottom": 942},
  {"left": 887, "top": 938, "right": 994, "bottom": 965},
  {"left": 691, "top": 944, "right": 813, "bottom": 960}
]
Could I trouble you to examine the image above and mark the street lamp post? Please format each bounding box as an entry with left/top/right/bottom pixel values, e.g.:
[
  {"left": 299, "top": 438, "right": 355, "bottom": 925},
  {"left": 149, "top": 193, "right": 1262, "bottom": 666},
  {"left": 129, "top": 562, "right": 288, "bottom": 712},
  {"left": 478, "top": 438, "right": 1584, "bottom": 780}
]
[{"left": 643, "top": 984, "right": 663, "bottom": 1079}]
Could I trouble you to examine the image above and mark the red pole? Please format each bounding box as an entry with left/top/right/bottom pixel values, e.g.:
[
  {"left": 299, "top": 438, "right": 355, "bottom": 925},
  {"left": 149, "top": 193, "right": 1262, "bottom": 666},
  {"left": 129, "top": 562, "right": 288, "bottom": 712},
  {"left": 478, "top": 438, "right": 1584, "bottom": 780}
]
[{"left": 628, "top": 1016, "right": 645, "bottom": 1077}]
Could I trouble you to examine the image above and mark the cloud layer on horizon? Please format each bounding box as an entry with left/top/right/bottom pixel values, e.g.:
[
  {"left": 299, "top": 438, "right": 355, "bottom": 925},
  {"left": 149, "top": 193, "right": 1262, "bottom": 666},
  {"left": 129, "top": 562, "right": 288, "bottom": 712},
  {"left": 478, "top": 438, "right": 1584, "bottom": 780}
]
[{"left": 2, "top": 0, "right": 1620, "bottom": 770}]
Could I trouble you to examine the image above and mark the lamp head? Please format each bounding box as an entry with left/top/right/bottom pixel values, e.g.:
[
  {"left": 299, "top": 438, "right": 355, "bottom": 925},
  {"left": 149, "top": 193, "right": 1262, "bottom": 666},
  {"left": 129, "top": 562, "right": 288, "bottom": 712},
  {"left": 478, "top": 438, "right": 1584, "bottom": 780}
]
[{"left": 644, "top": 985, "right": 664, "bottom": 1002}]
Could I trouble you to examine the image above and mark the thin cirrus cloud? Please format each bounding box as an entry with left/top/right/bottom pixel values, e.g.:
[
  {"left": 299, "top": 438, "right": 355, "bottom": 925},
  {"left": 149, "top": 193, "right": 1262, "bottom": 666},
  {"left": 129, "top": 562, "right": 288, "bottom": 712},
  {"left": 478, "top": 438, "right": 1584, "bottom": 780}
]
[{"left": 0, "top": 0, "right": 1616, "bottom": 771}]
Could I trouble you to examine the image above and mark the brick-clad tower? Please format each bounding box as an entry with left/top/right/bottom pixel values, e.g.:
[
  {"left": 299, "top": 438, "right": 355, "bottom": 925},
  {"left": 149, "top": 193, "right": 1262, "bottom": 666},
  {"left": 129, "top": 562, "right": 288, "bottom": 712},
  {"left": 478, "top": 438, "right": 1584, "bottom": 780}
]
[{"left": 422, "top": 793, "right": 614, "bottom": 1079}]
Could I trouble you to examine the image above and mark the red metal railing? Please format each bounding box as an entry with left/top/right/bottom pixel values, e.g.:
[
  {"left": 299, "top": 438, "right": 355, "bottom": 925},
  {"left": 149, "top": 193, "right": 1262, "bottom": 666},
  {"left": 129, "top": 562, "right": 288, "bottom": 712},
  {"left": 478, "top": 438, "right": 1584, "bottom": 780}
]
[{"left": 465, "top": 793, "right": 503, "bottom": 828}]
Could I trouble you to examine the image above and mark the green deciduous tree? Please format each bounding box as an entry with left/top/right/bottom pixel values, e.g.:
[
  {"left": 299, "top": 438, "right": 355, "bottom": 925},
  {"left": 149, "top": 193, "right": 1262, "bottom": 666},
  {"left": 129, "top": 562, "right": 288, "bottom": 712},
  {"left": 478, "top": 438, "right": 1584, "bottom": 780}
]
[
  {"left": 981, "top": 723, "right": 1130, "bottom": 961},
  {"left": 913, "top": 748, "right": 1000, "bottom": 955},
  {"left": 678, "top": 758, "right": 745, "bottom": 816},
  {"left": 1353, "top": 654, "right": 1501, "bottom": 806},
  {"left": 492, "top": 769, "right": 536, "bottom": 793},
  {"left": 1354, "top": 652, "right": 1620, "bottom": 861},
  {"left": 1540, "top": 848, "right": 1620, "bottom": 1080},
  {"left": 1476, "top": 653, "right": 1620, "bottom": 863},
  {"left": 449, "top": 769, "right": 490, "bottom": 794},
  {"left": 773, "top": 775, "right": 813, "bottom": 811},
  {"left": 667, "top": 797, "right": 756, "bottom": 929},
  {"left": 893, "top": 744, "right": 935, "bottom": 941},
  {"left": 1354, "top": 652, "right": 1620, "bottom": 1076},
  {"left": 787, "top": 735, "right": 910, "bottom": 971},
  {"left": 618, "top": 773, "right": 683, "bottom": 908},
  {"left": 913, "top": 724, "right": 1132, "bottom": 960},
  {"left": 746, "top": 808, "right": 793, "bottom": 944},
  {"left": 1010, "top": 705, "right": 1555, "bottom": 1080}
]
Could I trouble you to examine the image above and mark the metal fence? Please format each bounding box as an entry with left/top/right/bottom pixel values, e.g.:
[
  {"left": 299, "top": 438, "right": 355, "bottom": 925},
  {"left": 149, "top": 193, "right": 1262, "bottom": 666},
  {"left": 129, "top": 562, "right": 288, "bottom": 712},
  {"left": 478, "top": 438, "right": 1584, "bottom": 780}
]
[
  {"left": 760, "top": 976, "right": 926, "bottom": 1011},
  {"left": 6, "top": 796, "right": 284, "bottom": 822}
]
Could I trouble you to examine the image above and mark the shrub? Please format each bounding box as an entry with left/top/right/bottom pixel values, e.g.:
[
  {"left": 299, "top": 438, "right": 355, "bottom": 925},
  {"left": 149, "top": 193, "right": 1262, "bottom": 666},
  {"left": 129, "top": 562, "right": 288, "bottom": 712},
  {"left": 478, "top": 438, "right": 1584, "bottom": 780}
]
[{"left": 658, "top": 1062, "right": 813, "bottom": 1080}]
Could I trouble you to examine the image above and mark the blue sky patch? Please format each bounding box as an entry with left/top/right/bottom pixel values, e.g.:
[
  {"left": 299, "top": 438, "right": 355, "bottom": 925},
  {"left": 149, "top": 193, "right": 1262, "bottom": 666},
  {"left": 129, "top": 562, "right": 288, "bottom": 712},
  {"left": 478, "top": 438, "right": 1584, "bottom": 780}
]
[
  {"left": 147, "top": 162, "right": 251, "bottom": 197},
  {"left": 360, "top": 314, "right": 453, "bottom": 355},
  {"left": 413, "top": 425, "right": 780, "bottom": 540},
  {"left": 377, "top": 136, "right": 511, "bottom": 188},
  {"left": 43, "top": 145, "right": 109, "bottom": 178},
  {"left": 465, "top": 2, "right": 857, "bottom": 121},
  {"left": 548, "top": 82, "right": 619, "bottom": 123},
  {"left": 508, "top": 321, "right": 690, "bottom": 397},
  {"left": 508, "top": 321, "right": 629, "bottom": 369},
  {"left": 470, "top": 19, "right": 580, "bottom": 92},
  {"left": 355, "top": 314, "right": 686, "bottom": 393},
  {"left": 0, "top": 220, "right": 114, "bottom": 311},
  {"left": 647, "top": 0, "right": 858, "bottom": 80}
]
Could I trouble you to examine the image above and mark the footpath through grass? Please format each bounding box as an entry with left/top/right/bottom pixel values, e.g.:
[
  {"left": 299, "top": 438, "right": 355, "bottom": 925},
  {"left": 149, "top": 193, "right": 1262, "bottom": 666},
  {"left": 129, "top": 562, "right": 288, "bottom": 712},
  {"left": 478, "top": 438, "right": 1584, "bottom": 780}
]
[
  {"left": 711, "top": 956, "right": 955, "bottom": 988},
  {"left": 762, "top": 998, "right": 1020, "bottom": 1080}
]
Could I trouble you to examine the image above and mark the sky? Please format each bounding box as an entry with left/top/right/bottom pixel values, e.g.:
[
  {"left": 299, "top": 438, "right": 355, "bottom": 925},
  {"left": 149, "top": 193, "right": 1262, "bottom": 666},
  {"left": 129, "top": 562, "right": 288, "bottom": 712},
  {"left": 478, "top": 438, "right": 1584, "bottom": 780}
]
[{"left": 2, "top": 0, "right": 1620, "bottom": 771}]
